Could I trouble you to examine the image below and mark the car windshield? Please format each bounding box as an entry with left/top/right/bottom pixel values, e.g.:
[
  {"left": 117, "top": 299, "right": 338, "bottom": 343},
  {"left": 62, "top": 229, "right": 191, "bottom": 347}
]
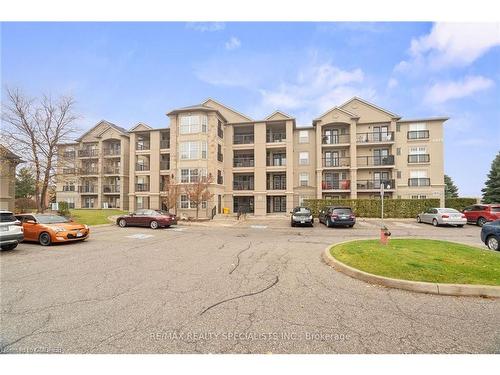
[
  {"left": 294, "top": 208, "right": 311, "bottom": 214},
  {"left": 0, "top": 212, "right": 17, "bottom": 222},
  {"left": 156, "top": 210, "right": 171, "bottom": 215},
  {"left": 491, "top": 207, "right": 500, "bottom": 212},
  {"left": 332, "top": 208, "right": 352, "bottom": 215},
  {"left": 440, "top": 208, "right": 459, "bottom": 213},
  {"left": 35, "top": 215, "right": 70, "bottom": 224}
]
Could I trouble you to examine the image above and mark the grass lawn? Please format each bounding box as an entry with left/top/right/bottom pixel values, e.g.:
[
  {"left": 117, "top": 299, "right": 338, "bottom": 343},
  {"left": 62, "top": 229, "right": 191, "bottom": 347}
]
[
  {"left": 70, "top": 209, "right": 127, "bottom": 226},
  {"left": 330, "top": 239, "right": 500, "bottom": 286}
]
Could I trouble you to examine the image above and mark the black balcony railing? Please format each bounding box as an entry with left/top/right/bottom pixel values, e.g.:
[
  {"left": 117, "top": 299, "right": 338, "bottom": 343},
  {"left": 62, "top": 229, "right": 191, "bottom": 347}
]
[
  {"left": 62, "top": 186, "right": 75, "bottom": 192},
  {"left": 135, "top": 183, "right": 150, "bottom": 192},
  {"left": 408, "top": 178, "right": 430, "bottom": 187},
  {"left": 217, "top": 153, "right": 224, "bottom": 162},
  {"left": 322, "top": 134, "right": 350, "bottom": 145},
  {"left": 160, "top": 140, "right": 170, "bottom": 149},
  {"left": 233, "top": 134, "right": 254, "bottom": 144},
  {"left": 136, "top": 163, "right": 150, "bottom": 171},
  {"left": 80, "top": 168, "right": 98, "bottom": 175},
  {"left": 322, "top": 157, "right": 350, "bottom": 167},
  {"left": 266, "top": 132, "right": 286, "bottom": 143},
  {"left": 136, "top": 141, "right": 150, "bottom": 150},
  {"left": 103, "top": 185, "right": 120, "bottom": 193},
  {"left": 321, "top": 179, "right": 351, "bottom": 190},
  {"left": 63, "top": 151, "right": 76, "bottom": 158},
  {"left": 267, "top": 157, "right": 286, "bottom": 167},
  {"left": 266, "top": 180, "right": 287, "bottom": 190},
  {"left": 233, "top": 181, "right": 254, "bottom": 190},
  {"left": 357, "top": 179, "right": 395, "bottom": 190},
  {"left": 357, "top": 155, "right": 395, "bottom": 167},
  {"left": 103, "top": 166, "right": 120, "bottom": 174},
  {"left": 218, "top": 128, "right": 224, "bottom": 139},
  {"left": 78, "top": 149, "right": 99, "bottom": 157},
  {"left": 407, "top": 130, "right": 429, "bottom": 140},
  {"left": 234, "top": 157, "right": 255, "bottom": 167},
  {"left": 357, "top": 131, "right": 394, "bottom": 143},
  {"left": 408, "top": 154, "right": 430, "bottom": 163},
  {"left": 217, "top": 175, "right": 223, "bottom": 184},
  {"left": 62, "top": 168, "right": 76, "bottom": 174},
  {"left": 78, "top": 186, "right": 97, "bottom": 193},
  {"left": 160, "top": 161, "right": 170, "bottom": 170},
  {"left": 103, "top": 148, "right": 121, "bottom": 156}
]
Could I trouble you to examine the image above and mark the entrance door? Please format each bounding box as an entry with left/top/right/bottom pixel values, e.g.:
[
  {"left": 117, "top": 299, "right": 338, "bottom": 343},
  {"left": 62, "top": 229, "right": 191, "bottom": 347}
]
[
  {"left": 373, "top": 125, "right": 388, "bottom": 141},
  {"left": 324, "top": 151, "right": 339, "bottom": 167}
]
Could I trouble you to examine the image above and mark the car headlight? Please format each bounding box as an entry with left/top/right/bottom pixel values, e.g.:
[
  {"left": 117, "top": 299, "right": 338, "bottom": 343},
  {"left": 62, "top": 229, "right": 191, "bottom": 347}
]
[
  {"left": 292, "top": 215, "right": 298, "bottom": 220},
  {"left": 51, "top": 226, "right": 66, "bottom": 233},
  {"left": 309, "top": 215, "right": 313, "bottom": 220},
  {"left": 83, "top": 224, "right": 88, "bottom": 229}
]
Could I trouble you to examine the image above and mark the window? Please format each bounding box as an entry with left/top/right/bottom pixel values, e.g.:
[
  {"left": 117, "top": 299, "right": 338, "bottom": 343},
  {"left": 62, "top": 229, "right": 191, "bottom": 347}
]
[
  {"left": 179, "top": 114, "right": 208, "bottom": 134},
  {"left": 396, "top": 124, "right": 400, "bottom": 132},
  {"left": 409, "top": 146, "right": 427, "bottom": 154},
  {"left": 397, "top": 171, "right": 402, "bottom": 179},
  {"left": 180, "top": 195, "right": 189, "bottom": 209},
  {"left": 396, "top": 147, "right": 401, "bottom": 155},
  {"left": 217, "top": 120, "right": 224, "bottom": 138},
  {"left": 299, "top": 172, "right": 309, "bottom": 187},
  {"left": 298, "top": 130, "right": 309, "bottom": 143},
  {"left": 65, "top": 197, "right": 75, "bottom": 209},
  {"left": 180, "top": 141, "right": 205, "bottom": 160},
  {"left": 136, "top": 196, "right": 144, "bottom": 209},
  {"left": 299, "top": 152, "right": 309, "bottom": 165},
  {"left": 217, "top": 170, "right": 223, "bottom": 184},
  {"left": 180, "top": 168, "right": 206, "bottom": 183},
  {"left": 411, "top": 195, "right": 427, "bottom": 199}
]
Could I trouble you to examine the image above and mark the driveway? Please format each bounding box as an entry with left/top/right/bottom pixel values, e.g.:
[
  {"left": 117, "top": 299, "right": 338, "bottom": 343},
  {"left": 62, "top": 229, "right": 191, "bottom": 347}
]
[{"left": 1, "top": 220, "right": 498, "bottom": 353}]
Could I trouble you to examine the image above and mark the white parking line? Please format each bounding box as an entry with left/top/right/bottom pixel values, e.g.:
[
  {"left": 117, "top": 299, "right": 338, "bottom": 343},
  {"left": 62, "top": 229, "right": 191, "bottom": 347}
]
[
  {"left": 390, "top": 221, "right": 421, "bottom": 229},
  {"left": 171, "top": 228, "right": 186, "bottom": 232},
  {"left": 356, "top": 221, "right": 378, "bottom": 227},
  {"left": 250, "top": 225, "right": 268, "bottom": 229},
  {"left": 126, "top": 233, "right": 154, "bottom": 239}
]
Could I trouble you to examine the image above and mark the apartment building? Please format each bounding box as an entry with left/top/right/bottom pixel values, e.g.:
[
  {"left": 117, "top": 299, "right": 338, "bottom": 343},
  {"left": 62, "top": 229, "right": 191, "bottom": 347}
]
[
  {"left": 0, "top": 145, "right": 23, "bottom": 211},
  {"left": 56, "top": 97, "right": 447, "bottom": 217}
]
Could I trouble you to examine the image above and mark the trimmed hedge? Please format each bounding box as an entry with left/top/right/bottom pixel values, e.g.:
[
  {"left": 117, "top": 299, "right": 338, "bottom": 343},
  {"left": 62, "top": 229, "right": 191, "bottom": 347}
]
[
  {"left": 445, "top": 198, "right": 478, "bottom": 211},
  {"left": 304, "top": 198, "right": 440, "bottom": 218}
]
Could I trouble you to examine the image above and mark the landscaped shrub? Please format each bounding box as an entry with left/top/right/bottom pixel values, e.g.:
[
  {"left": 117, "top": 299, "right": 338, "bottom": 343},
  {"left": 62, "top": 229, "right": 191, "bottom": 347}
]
[
  {"left": 57, "top": 201, "right": 71, "bottom": 217},
  {"left": 304, "top": 198, "right": 440, "bottom": 218},
  {"left": 15, "top": 197, "right": 36, "bottom": 213},
  {"left": 445, "top": 198, "right": 478, "bottom": 211}
]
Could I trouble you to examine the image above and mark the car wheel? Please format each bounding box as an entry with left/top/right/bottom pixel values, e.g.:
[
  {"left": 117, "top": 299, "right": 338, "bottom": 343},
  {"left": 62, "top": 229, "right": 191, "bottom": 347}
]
[
  {"left": 1, "top": 243, "right": 18, "bottom": 251},
  {"left": 486, "top": 235, "right": 499, "bottom": 251},
  {"left": 118, "top": 219, "right": 127, "bottom": 228},
  {"left": 39, "top": 232, "right": 52, "bottom": 246},
  {"left": 326, "top": 217, "right": 333, "bottom": 228},
  {"left": 477, "top": 217, "right": 486, "bottom": 227},
  {"left": 150, "top": 220, "right": 159, "bottom": 229},
  {"left": 416, "top": 215, "right": 421, "bottom": 223},
  {"left": 291, "top": 222, "right": 295, "bottom": 227},
  {"left": 457, "top": 225, "right": 464, "bottom": 228},
  {"left": 432, "top": 219, "right": 438, "bottom": 227}
]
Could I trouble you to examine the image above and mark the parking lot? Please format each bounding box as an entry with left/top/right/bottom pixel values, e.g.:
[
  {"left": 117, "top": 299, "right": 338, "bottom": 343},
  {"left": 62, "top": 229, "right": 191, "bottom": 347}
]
[{"left": 1, "top": 218, "right": 499, "bottom": 354}]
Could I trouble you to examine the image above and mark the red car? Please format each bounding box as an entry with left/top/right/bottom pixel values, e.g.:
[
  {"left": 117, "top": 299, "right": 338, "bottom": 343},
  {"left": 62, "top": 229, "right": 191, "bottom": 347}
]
[
  {"left": 462, "top": 204, "right": 500, "bottom": 226},
  {"left": 116, "top": 209, "right": 177, "bottom": 229}
]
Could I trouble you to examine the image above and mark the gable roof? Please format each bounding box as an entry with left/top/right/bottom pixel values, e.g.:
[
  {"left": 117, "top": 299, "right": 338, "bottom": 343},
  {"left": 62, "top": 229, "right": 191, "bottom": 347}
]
[
  {"left": 0, "top": 144, "right": 22, "bottom": 162},
  {"left": 201, "top": 98, "right": 253, "bottom": 122},
  {"left": 166, "top": 103, "right": 228, "bottom": 122},
  {"left": 129, "top": 122, "right": 154, "bottom": 132},
  {"left": 340, "top": 97, "right": 400, "bottom": 119},
  {"left": 264, "top": 110, "right": 294, "bottom": 121},
  {"left": 75, "top": 120, "right": 128, "bottom": 142},
  {"left": 312, "top": 106, "right": 360, "bottom": 125}
]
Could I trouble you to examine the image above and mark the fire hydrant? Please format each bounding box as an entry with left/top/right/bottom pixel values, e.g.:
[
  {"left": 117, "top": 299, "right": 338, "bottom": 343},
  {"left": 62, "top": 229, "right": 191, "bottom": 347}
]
[{"left": 380, "top": 225, "right": 391, "bottom": 245}]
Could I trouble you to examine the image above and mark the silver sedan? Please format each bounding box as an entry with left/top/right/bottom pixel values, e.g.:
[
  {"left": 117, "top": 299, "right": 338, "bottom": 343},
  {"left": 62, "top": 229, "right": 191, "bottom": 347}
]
[{"left": 417, "top": 208, "right": 467, "bottom": 227}]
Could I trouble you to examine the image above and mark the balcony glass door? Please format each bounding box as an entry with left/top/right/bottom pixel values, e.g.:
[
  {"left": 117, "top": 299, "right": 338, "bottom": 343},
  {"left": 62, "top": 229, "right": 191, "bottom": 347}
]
[
  {"left": 324, "top": 129, "right": 339, "bottom": 144},
  {"left": 373, "top": 149, "right": 389, "bottom": 165},
  {"left": 325, "top": 151, "right": 339, "bottom": 167},
  {"left": 373, "top": 126, "right": 389, "bottom": 141}
]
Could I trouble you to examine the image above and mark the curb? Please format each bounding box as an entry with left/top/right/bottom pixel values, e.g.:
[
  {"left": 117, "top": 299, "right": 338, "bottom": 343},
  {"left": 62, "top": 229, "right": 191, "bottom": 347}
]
[{"left": 322, "top": 240, "right": 500, "bottom": 298}]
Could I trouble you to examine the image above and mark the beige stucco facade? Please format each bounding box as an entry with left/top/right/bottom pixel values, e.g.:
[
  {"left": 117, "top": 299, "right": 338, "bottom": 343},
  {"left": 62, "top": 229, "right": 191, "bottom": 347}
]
[{"left": 56, "top": 97, "right": 448, "bottom": 217}]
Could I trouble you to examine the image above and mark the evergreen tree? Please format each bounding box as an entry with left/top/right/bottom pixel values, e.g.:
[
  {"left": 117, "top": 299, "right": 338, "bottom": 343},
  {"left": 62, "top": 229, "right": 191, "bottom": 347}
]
[
  {"left": 444, "top": 174, "right": 459, "bottom": 198},
  {"left": 482, "top": 151, "right": 500, "bottom": 203},
  {"left": 15, "top": 167, "right": 36, "bottom": 198}
]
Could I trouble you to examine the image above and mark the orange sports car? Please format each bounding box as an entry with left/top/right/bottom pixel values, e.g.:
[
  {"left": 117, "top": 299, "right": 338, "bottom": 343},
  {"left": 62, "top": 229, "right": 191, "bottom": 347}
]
[{"left": 15, "top": 213, "right": 90, "bottom": 246}]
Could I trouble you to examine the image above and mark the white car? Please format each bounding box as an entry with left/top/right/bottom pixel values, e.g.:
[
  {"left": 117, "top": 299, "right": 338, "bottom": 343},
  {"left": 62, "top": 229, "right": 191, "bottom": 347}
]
[
  {"left": 417, "top": 208, "right": 467, "bottom": 227},
  {"left": 0, "top": 210, "right": 24, "bottom": 250}
]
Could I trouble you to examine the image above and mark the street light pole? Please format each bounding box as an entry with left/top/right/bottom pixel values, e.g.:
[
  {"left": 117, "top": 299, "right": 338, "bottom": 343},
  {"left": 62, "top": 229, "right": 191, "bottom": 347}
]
[{"left": 380, "top": 182, "right": 385, "bottom": 227}]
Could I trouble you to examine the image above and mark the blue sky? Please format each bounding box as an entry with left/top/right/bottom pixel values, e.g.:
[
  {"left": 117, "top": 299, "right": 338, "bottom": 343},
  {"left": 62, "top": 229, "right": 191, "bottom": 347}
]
[{"left": 2, "top": 22, "right": 499, "bottom": 196}]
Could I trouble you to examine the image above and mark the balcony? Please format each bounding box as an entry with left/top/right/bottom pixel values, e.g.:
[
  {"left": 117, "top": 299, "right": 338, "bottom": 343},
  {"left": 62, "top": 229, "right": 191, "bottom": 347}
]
[
  {"left": 78, "top": 149, "right": 98, "bottom": 158},
  {"left": 234, "top": 157, "right": 255, "bottom": 168},
  {"left": 407, "top": 130, "right": 429, "bottom": 140},
  {"left": 321, "top": 179, "right": 351, "bottom": 190},
  {"left": 103, "top": 185, "right": 120, "bottom": 194},
  {"left": 266, "top": 132, "right": 286, "bottom": 143},
  {"left": 233, "top": 181, "right": 254, "bottom": 190},
  {"left": 62, "top": 186, "right": 76, "bottom": 192},
  {"left": 135, "top": 183, "right": 150, "bottom": 192},
  {"left": 62, "top": 168, "right": 76, "bottom": 174},
  {"left": 266, "top": 180, "right": 286, "bottom": 190},
  {"left": 357, "top": 179, "right": 395, "bottom": 190},
  {"left": 233, "top": 134, "right": 254, "bottom": 145},
  {"left": 322, "top": 157, "right": 350, "bottom": 168},
  {"left": 160, "top": 161, "right": 170, "bottom": 170},
  {"left": 136, "top": 141, "right": 150, "bottom": 151},
  {"left": 63, "top": 151, "right": 76, "bottom": 158},
  {"left": 160, "top": 139, "right": 170, "bottom": 149},
  {"left": 408, "top": 154, "right": 430, "bottom": 163},
  {"left": 80, "top": 167, "right": 99, "bottom": 175},
  {"left": 103, "top": 166, "right": 120, "bottom": 174},
  {"left": 267, "top": 157, "right": 286, "bottom": 167},
  {"left": 408, "top": 178, "right": 430, "bottom": 187},
  {"left": 103, "top": 148, "right": 121, "bottom": 156},
  {"left": 136, "top": 163, "right": 150, "bottom": 172},
  {"left": 78, "top": 185, "right": 97, "bottom": 194},
  {"left": 357, "top": 131, "right": 394, "bottom": 144},
  {"left": 218, "top": 127, "right": 224, "bottom": 139},
  {"left": 357, "top": 155, "right": 395, "bottom": 167},
  {"left": 322, "top": 134, "right": 350, "bottom": 145}
]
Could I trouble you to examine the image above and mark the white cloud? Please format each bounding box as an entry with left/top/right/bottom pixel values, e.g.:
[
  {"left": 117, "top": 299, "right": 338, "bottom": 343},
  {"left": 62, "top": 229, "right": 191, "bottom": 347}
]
[
  {"left": 225, "top": 37, "right": 241, "bottom": 50},
  {"left": 387, "top": 78, "right": 398, "bottom": 89},
  {"left": 424, "top": 75, "right": 494, "bottom": 104},
  {"left": 400, "top": 23, "right": 500, "bottom": 70},
  {"left": 185, "top": 22, "right": 225, "bottom": 32}
]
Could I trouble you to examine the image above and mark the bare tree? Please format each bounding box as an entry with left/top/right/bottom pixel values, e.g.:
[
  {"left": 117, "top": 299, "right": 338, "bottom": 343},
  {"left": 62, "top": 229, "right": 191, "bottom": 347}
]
[
  {"left": 2, "top": 87, "right": 79, "bottom": 212},
  {"left": 161, "top": 174, "right": 181, "bottom": 215},
  {"left": 183, "top": 171, "right": 214, "bottom": 219}
]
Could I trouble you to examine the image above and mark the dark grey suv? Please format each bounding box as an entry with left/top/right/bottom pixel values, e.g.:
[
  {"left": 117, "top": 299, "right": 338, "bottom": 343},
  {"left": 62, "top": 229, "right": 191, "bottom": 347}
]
[
  {"left": 319, "top": 206, "right": 356, "bottom": 228},
  {"left": 290, "top": 207, "right": 314, "bottom": 227}
]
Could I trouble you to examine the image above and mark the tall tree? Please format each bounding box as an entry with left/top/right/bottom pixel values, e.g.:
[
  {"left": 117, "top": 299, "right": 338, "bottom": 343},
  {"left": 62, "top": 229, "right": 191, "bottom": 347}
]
[
  {"left": 161, "top": 174, "right": 181, "bottom": 215},
  {"left": 444, "top": 174, "right": 459, "bottom": 198},
  {"left": 482, "top": 151, "right": 500, "bottom": 203},
  {"left": 183, "top": 171, "right": 214, "bottom": 219},
  {"left": 1, "top": 88, "right": 79, "bottom": 212},
  {"left": 15, "top": 167, "right": 36, "bottom": 198}
]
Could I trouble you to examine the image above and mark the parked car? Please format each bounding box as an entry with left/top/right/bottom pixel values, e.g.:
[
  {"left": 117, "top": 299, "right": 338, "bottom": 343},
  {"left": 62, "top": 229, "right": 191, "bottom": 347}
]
[
  {"left": 462, "top": 204, "right": 500, "bottom": 226},
  {"left": 15, "top": 213, "right": 89, "bottom": 246},
  {"left": 0, "top": 210, "right": 24, "bottom": 250},
  {"left": 318, "top": 206, "right": 356, "bottom": 228},
  {"left": 116, "top": 209, "right": 177, "bottom": 229},
  {"left": 290, "top": 206, "right": 314, "bottom": 227},
  {"left": 481, "top": 219, "right": 500, "bottom": 251},
  {"left": 416, "top": 208, "right": 466, "bottom": 227}
]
